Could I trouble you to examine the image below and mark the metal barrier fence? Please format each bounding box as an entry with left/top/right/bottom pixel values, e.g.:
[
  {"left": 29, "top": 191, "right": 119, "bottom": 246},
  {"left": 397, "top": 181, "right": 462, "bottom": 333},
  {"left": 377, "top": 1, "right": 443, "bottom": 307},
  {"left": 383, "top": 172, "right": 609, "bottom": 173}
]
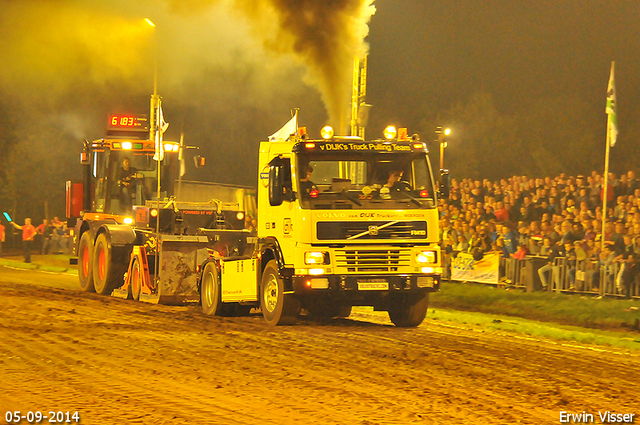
[{"left": 499, "top": 256, "right": 640, "bottom": 299}]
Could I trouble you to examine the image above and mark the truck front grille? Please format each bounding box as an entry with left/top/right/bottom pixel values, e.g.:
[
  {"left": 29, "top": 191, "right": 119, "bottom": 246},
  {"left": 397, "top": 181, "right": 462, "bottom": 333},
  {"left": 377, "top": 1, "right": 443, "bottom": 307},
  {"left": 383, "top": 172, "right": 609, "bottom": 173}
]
[
  {"left": 317, "top": 221, "right": 427, "bottom": 240},
  {"left": 335, "top": 249, "right": 411, "bottom": 273}
]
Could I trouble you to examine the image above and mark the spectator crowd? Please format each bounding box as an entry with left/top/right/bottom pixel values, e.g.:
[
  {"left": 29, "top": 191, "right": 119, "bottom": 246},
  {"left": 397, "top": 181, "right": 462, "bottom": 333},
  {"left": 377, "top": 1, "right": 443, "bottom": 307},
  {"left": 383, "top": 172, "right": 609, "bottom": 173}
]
[
  {"left": 0, "top": 216, "right": 72, "bottom": 262},
  {"left": 439, "top": 171, "right": 640, "bottom": 298}
]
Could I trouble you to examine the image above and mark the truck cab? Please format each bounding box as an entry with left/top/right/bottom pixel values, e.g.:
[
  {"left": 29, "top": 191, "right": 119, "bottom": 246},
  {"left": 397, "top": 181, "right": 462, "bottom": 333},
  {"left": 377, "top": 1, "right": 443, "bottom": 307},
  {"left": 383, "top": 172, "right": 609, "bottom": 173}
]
[{"left": 87, "top": 138, "right": 178, "bottom": 216}]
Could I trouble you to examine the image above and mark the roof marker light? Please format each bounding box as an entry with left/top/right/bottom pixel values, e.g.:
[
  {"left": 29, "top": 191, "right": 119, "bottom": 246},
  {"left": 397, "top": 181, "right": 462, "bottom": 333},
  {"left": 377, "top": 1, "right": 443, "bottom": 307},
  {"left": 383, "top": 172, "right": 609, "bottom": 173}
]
[
  {"left": 384, "top": 125, "right": 397, "bottom": 140},
  {"left": 321, "top": 126, "right": 334, "bottom": 139}
]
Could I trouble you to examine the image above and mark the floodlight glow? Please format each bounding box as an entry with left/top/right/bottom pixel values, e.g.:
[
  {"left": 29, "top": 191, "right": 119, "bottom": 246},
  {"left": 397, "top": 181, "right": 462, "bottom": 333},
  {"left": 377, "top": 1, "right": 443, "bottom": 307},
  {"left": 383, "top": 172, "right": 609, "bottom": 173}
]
[
  {"left": 384, "top": 125, "right": 397, "bottom": 140},
  {"left": 320, "top": 126, "right": 334, "bottom": 139}
]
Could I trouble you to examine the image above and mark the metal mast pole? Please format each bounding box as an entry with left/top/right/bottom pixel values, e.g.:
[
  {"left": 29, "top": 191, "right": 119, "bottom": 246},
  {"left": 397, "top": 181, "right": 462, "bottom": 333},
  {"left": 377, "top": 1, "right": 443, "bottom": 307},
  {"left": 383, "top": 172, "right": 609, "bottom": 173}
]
[{"left": 601, "top": 118, "right": 611, "bottom": 252}]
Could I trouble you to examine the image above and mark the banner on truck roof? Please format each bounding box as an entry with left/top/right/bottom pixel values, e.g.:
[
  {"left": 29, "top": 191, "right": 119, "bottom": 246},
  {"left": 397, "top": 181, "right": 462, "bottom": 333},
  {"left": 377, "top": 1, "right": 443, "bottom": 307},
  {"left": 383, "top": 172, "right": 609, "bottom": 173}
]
[{"left": 451, "top": 252, "right": 499, "bottom": 284}]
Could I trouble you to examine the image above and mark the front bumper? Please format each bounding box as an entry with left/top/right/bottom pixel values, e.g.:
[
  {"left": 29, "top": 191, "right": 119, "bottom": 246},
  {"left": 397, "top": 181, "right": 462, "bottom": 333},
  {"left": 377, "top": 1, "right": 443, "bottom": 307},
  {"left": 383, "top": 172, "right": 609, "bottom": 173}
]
[{"left": 291, "top": 273, "right": 440, "bottom": 295}]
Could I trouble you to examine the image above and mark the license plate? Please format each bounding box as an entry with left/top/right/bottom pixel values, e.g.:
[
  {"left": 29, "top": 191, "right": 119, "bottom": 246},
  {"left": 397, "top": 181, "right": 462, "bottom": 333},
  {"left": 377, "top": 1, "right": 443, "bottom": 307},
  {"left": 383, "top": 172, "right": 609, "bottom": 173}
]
[{"left": 357, "top": 279, "right": 389, "bottom": 290}]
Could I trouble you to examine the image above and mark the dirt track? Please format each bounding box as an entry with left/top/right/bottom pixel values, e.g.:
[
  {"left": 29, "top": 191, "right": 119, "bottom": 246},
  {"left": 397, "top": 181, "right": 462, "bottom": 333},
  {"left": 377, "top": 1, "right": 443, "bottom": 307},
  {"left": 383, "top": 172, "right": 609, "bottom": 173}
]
[{"left": 0, "top": 265, "right": 638, "bottom": 425}]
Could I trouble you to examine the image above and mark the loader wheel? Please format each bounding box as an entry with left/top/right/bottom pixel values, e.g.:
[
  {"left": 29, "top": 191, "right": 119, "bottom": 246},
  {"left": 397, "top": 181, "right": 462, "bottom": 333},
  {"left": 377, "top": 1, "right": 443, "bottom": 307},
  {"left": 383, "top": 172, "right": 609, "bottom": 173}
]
[
  {"left": 130, "top": 257, "right": 142, "bottom": 301},
  {"left": 388, "top": 293, "right": 429, "bottom": 328},
  {"left": 78, "top": 232, "right": 95, "bottom": 293},
  {"left": 201, "top": 262, "right": 234, "bottom": 316},
  {"left": 93, "top": 233, "right": 124, "bottom": 295},
  {"left": 260, "top": 260, "right": 300, "bottom": 325}
]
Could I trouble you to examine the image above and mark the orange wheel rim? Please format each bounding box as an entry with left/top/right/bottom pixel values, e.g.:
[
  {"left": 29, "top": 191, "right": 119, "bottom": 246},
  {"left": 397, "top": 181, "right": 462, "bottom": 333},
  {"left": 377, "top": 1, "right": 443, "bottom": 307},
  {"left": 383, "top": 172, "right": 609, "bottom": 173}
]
[
  {"left": 98, "top": 247, "right": 106, "bottom": 280},
  {"left": 82, "top": 246, "right": 89, "bottom": 277}
]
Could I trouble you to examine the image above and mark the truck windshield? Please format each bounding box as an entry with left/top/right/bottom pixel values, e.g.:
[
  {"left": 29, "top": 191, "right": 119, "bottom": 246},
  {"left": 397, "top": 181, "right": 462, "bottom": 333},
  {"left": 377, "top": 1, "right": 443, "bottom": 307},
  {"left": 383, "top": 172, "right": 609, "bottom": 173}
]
[
  {"left": 93, "top": 148, "right": 177, "bottom": 213},
  {"left": 296, "top": 151, "right": 437, "bottom": 210}
]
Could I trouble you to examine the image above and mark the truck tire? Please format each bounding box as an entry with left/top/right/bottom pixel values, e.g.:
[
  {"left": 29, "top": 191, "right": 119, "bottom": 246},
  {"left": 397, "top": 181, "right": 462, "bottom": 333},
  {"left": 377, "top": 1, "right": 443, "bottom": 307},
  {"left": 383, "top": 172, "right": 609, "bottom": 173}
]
[
  {"left": 130, "top": 257, "right": 142, "bottom": 301},
  {"left": 78, "top": 232, "right": 95, "bottom": 292},
  {"left": 388, "top": 293, "right": 429, "bottom": 327},
  {"left": 260, "top": 260, "right": 300, "bottom": 325},
  {"left": 201, "top": 262, "right": 234, "bottom": 316},
  {"left": 93, "top": 233, "right": 125, "bottom": 295}
]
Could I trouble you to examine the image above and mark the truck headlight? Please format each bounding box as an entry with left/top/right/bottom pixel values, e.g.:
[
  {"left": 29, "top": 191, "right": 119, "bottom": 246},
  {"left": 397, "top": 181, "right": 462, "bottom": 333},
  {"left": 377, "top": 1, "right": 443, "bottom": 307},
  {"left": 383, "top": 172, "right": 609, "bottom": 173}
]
[
  {"left": 416, "top": 250, "right": 436, "bottom": 264},
  {"left": 305, "top": 251, "right": 330, "bottom": 265}
]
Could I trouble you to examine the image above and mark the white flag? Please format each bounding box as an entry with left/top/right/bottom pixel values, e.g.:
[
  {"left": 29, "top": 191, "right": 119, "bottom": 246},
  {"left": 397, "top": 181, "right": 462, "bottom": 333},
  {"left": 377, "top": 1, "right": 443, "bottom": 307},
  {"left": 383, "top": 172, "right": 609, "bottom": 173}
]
[
  {"left": 269, "top": 111, "right": 297, "bottom": 142},
  {"left": 606, "top": 61, "right": 618, "bottom": 147},
  {"left": 153, "top": 100, "right": 169, "bottom": 161}
]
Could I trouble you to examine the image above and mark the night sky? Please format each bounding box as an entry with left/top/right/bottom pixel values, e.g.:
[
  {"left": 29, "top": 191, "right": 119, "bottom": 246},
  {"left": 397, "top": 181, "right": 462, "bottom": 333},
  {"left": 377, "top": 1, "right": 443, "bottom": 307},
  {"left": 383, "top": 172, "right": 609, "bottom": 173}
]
[
  {"left": 1, "top": 0, "right": 639, "bottom": 218},
  {"left": 368, "top": 0, "right": 640, "bottom": 130}
]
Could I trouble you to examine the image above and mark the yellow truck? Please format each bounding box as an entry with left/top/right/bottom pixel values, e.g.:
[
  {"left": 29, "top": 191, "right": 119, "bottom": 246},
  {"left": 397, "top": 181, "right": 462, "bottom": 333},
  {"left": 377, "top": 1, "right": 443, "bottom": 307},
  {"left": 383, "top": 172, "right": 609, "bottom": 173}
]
[{"left": 201, "top": 125, "right": 443, "bottom": 326}]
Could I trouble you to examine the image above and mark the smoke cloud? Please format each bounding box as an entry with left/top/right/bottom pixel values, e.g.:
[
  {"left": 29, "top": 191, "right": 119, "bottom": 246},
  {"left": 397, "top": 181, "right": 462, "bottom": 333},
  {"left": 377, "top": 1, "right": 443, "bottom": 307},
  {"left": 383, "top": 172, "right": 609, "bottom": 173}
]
[
  {"left": 0, "top": 0, "right": 375, "bottom": 219},
  {"left": 229, "top": 0, "right": 376, "bottom": 126}
]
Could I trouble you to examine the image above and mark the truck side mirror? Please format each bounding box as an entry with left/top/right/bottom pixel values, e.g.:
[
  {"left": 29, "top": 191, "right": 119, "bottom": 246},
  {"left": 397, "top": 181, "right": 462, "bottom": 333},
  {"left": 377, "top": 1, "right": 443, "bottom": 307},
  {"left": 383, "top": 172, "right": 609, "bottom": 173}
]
[
  {"left": 269, "top": 163, "right": 284, "bottom": 206},
  {"left": 439, "top": 169, "right": 450, "bottom": 199}
]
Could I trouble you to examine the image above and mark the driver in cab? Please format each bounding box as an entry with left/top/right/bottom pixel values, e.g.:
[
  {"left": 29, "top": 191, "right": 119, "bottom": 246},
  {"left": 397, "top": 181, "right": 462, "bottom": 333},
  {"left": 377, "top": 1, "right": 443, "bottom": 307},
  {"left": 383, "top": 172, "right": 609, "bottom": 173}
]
[
  {"left": 299, "top": 165, "right": 317, "bottom": 198},
  {"left": 118, "top": 157, "right": 143, "bottom": 211},
  {"left": 379, "top": 170, "right": 410, "bottom": 199}
]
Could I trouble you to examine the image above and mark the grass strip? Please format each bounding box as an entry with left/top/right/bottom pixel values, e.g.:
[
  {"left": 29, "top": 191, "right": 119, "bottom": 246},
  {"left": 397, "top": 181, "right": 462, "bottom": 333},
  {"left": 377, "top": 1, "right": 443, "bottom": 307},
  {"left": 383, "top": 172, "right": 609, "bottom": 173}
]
[
  {"left": 426, "top": 308, "right": 640, "bottom": 352},
  {"left": 433, "top": 281, "right": 640, "bottom": 332}
]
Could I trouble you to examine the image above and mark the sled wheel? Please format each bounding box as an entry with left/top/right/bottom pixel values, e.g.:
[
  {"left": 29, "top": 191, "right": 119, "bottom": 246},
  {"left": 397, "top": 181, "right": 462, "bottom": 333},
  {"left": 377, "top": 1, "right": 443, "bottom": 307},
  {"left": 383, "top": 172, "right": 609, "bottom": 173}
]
[
  {"left": 130, "top": 257, "right": 142, "bottom": 301},
  {"left": 201, "top": 262, "right": 234, "bottom": 316}
]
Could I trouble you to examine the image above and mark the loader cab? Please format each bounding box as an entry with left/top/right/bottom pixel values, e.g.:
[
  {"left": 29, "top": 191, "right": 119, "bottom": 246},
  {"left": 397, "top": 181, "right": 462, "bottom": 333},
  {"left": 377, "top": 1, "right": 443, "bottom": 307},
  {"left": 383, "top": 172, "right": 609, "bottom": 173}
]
[{"left": 90, "top": 139, "right": 178, "bottom": 214}]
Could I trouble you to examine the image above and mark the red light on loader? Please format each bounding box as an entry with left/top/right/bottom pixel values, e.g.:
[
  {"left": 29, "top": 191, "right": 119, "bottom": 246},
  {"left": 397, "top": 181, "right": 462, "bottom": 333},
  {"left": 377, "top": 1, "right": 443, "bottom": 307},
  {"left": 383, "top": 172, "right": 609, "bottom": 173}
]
[
  {"left": 420, "top": 190, "right": 429, "bottom": 198},
  {"left": 310, "top": 189, "right": 319, "bottom": 198}
]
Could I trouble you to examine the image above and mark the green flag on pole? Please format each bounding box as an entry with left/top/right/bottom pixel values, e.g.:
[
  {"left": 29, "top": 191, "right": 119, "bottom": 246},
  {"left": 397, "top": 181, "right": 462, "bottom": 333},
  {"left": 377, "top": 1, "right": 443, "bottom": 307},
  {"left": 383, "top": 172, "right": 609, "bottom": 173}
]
[{"left": 606, "top": 61, "right": 618, "bottom": 147}]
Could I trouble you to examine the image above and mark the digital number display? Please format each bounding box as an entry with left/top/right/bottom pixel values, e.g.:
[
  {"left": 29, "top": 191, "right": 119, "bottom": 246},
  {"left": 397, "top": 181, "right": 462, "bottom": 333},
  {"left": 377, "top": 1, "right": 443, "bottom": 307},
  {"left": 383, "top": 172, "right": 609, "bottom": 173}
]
[
  {"left": 112, "top": 115, "right": 136, "bottom": 127},
  {"left": 107, "top": 114, "right": 148, "bottom": 132}
]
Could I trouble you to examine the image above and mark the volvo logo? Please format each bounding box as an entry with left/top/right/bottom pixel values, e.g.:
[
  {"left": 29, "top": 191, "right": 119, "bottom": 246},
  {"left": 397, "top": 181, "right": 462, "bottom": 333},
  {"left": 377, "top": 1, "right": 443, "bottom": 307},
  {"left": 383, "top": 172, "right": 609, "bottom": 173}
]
[{"left": 368, "top": 225, "right": 379, "bottom": 236}]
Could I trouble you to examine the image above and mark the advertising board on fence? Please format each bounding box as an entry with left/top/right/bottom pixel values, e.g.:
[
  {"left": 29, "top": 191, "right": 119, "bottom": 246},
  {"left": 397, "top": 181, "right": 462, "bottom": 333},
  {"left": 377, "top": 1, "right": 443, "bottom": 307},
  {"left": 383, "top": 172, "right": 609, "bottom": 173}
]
[{"left": 451, "top": 252, "right": 500, "bottom": 284}]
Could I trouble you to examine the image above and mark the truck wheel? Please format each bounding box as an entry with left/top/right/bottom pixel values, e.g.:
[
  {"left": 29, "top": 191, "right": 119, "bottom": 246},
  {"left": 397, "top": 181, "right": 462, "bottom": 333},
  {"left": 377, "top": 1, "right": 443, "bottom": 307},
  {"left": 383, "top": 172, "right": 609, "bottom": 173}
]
[
  {"left": 78, "top": 232, "right": 95, "bottom": 292},
  {"left": 93, "top": 233, "right": 123, "bottom": 295},
  {"left": 201, "top": 262, "right": 234, "bottom": 316},
  {"left": 130, "top": 257, "right": 142, "bottom": 301},
  {"left": 388, "top": 293, "right": 429, "bottom": 327},
  {"left": 260, "top": 260, "right": 300, "bottom": 325}
]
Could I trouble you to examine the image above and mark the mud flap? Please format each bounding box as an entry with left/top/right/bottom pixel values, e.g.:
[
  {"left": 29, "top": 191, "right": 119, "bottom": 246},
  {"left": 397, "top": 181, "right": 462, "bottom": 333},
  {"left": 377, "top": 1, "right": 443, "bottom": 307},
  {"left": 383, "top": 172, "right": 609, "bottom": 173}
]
[{"left": 157, "top": 235, "right": 210, "bottom": 305}]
